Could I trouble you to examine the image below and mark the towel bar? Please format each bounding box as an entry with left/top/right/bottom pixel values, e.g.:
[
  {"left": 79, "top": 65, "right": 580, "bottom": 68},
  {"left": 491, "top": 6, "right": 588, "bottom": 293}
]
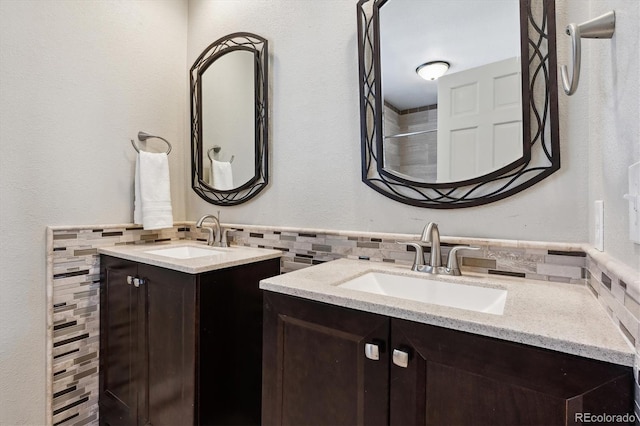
[{"left": 131, "top": 131, "right": 172, "bottom": 155}]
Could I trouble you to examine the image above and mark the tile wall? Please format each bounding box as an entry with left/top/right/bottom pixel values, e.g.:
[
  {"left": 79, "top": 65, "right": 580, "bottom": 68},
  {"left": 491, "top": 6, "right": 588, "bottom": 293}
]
[
  {"left": 583, "top": 247, "right": 640, "bottom": 420},
  {"left": 47, "top": 225, "right": 190, "bottom": 426},
  {"left": 46, "top": 222, "right": 638, "bottom": 425},
  {"left": 223, "top": 225, "right": 587, "bottom": 282},
  {"left": 383, "top": 103, "right": 438, "bottom": 182}
]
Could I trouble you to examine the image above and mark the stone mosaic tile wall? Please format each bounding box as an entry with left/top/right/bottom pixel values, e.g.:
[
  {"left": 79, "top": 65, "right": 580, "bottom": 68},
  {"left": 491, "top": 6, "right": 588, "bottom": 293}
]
[
  {"left": 584, "top": 251, "right": 640, "bottom": 419},
  {"left": 224, "top": 226, "right": 587, "bottom": 282},
  {"left": 46, "top": 222, "right": 634, "bottom": 425},
  {"left": 47, "top": 225, "right": 190, "bottom": 426}
]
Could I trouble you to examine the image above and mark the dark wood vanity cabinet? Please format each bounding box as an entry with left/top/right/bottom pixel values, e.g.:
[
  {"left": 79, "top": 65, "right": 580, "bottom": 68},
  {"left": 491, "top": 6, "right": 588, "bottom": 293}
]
[
  {"left": 99, "top": 256, "right": 151, "bottom": 426},
  {"left": 262, "top": 291, "right": 390, "bottom": 426},
  {"left": 99, "top": 255, "right": 280, "bottom": 426},
  {"left": 390, "top": 319, "right": 633, "bottom": 426},
  {"left": 262, "top": 292, "right": 634, "bottom": 426}
]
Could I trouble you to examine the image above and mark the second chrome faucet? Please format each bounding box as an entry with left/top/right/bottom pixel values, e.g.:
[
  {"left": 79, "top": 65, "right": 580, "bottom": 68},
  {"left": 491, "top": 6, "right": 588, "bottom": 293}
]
[
  {"left": 398, "top": 222, "right": 479, "bottom": 276},
  {"left": 196, "top": 213, "right": 235, "bottom": 247}
]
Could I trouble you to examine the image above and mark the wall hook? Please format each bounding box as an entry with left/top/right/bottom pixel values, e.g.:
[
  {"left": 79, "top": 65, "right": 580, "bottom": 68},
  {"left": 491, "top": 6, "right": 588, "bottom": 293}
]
[{"left": 561, "top": 11, "right": 615, "bottom": 96}]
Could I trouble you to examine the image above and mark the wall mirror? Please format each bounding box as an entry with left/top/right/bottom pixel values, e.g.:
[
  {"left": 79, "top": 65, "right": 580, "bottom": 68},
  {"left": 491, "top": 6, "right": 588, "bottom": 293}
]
[
  {"left": 357, "top": 0, "right": 560, "bottom": 208},
  {"left": 191, "top": 32, "right": 268, "bottom": 205}
]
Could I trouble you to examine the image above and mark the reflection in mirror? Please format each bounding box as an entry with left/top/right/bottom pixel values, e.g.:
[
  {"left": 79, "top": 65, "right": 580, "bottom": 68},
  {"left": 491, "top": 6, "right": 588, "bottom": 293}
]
[
  {"left": 201, "top": 50, "right": 254, "bottom": 189},
  {"left": 379, "top": 0, "right": 523, "bottom": 184},
  {"left": 357, "top": 0, "right": 560, "bottom": 208},
  {"left": 191, "top": 33, "right": 268, "bottom": 206}
]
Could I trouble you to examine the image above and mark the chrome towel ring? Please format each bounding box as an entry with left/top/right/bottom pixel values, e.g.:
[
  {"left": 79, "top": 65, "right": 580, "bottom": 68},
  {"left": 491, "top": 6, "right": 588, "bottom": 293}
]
[
  {"left": 561, "top": 11, "right": 615, "bottom": 96},
  {"left": 207, "top": 146, "right": 221, "bottom": 162},
  {"left": 130, "top": 131, "right": 172, "bottom": 155},
  {"left": 207, "top": 146, "right": 234, "bottom": 163}
]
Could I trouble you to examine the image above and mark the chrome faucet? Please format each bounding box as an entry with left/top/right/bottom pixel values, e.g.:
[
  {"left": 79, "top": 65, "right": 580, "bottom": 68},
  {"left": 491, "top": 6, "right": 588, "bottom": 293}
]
[
  {"left": 398, "top": 222, "right": 479, "bottom": 276},
  {"left": 421, "top": 222, "right": 442, "bottom": 268},
  {"left": 196, "top": 214, "right": 222, "bottom": 246}
]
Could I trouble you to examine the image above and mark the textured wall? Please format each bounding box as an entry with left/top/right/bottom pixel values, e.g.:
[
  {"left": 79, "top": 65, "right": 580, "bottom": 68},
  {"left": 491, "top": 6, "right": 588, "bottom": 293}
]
[
  {"left": 583, "top": 0, "right": 640, "bottom": 271},
  {"left": 0, "top": 1, "right": 188, "bottom": 424},
  {"left": 186, "top": 0, "right": 589, "bottom": 243}
]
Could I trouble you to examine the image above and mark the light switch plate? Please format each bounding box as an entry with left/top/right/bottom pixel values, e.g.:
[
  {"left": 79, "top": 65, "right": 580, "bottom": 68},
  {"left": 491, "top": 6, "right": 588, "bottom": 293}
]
[
  {"left": 594, "top": 200, "right": 604, "bottom": 251},
  {"left": 624, "top": 161, "right": 640, "bottom": 244}
]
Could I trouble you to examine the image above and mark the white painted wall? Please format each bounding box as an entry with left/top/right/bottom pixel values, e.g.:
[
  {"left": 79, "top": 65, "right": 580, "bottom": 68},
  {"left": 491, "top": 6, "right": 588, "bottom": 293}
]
[
  {"left": 0, "top": 1, "right": 187, "bottom": 424},
  {"left": 582, "top": 0, "right": 640, "bottom": 271},
  {"left": 187, "top": 0, "right": 589, "bottom": 243}
]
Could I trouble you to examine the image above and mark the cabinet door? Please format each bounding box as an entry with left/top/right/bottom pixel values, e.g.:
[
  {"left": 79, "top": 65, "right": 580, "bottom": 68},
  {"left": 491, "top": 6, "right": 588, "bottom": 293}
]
[
  {"left": 99, "top": 256, "right": 148, "bottom": 426},
  {"left": 262, "top": 292, "right": 389, "bottom": 426},
  {"left": 140, "top": 263, "right": 196, "bottom": 426},
  {"left": 198, "top": 258, "right": 280, "bottom": 425},
  {"left": 390, "top": 319, "right": 633, "bottom": 426}
]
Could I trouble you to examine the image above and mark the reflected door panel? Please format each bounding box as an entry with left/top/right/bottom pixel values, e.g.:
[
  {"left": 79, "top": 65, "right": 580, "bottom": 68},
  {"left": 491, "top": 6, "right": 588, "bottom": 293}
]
[{"left": 437, "top": 58, "right": 522, "bottom": 182}]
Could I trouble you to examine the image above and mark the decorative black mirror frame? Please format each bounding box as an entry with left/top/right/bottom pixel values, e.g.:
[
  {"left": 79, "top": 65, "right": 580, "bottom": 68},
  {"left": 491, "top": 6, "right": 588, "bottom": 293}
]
[
  {"left": 191, "top": 32, "right": 268, "bottom": 206},
  {"left": 357, "top": 0, "right": 560, "bottom": 208}
]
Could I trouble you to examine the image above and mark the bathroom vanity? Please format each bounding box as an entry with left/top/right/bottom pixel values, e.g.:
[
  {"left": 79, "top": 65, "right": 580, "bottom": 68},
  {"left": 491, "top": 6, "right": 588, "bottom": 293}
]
[
  {"left": 98, "top": 243, "right": 281, "bottom": 426},
  {"left": 261, "top": 259, "right": 635, "bottom": 425}
]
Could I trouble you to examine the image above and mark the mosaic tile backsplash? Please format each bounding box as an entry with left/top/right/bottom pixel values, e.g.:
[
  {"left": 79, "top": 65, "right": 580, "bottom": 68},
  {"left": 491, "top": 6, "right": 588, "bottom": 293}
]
[
  {"left": 46, "top": 222, "right": 639, "bottom": 425},
  {"left": 223, "top": 228, "right": 587, "bottom": 282},
  {"left": 47, "top": 225, "right": 190, "bottom": 426}
]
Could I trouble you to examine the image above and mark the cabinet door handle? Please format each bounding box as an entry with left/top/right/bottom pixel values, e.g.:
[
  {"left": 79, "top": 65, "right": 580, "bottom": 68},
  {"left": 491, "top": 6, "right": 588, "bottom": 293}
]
[
  {"left": 364, "top": 343, "right": 380, "bottom": 361},
  {"left": 126, "top": 276, "right": 146, "bottom": 287},
  {"left": 392, "top": 349, "right": 409, "bottom": 368}
]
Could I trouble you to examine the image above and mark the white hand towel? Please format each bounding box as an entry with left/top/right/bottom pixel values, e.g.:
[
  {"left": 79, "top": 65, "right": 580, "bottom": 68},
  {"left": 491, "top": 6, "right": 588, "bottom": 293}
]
[
  {"left": 134, "top": 151, "right": 174, "bottom": 230},
  {"left": 211, "top": 159, "right": 234, "bottom": 190}
]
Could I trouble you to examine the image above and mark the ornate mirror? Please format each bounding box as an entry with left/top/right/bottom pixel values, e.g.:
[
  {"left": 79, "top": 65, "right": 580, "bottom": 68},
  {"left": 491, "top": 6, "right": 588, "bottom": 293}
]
[
  {"left": 191, "top": 32, "right": 268, "bottom": 205},
  {"left": 357, "top": 0, "right": 559, "bottom": 208}
]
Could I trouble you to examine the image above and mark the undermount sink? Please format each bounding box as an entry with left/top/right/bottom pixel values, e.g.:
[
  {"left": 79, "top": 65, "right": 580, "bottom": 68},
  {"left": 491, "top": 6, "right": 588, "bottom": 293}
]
[
  {"left": 338, "top": 272, "right": 507, "bottom": 315},
  {"left": 144, "top": 245, "right": 225, "bottom": 260}
]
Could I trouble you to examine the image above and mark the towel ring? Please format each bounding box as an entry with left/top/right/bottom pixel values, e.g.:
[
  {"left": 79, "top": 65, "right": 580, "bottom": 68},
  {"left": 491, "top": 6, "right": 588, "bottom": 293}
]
[
  {"left": 561, "top": 11, "right": 615, "bottom": 96},
  {"left": 207, "top": 146, "right": 234, "bottom": 163},
  {"left": 131, "top": 131, "right": 172, "bottom": 155},
  {"left": 207, "top": 147, "right": 218, "bottom": 162}
]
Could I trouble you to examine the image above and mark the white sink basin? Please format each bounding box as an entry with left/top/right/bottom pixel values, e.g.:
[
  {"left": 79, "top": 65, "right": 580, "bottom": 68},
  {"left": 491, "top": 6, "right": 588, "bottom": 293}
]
[
  {"left": 144, "top": 245, "right": 225, "bottom": 260},
  {"left": 338, "top": 272, "right": 507, "bottom": 315}
]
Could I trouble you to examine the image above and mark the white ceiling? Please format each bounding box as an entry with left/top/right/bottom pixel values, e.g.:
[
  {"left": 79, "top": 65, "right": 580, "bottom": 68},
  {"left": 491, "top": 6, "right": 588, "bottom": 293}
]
[{"left": 379, "top": 0, "right": 521, "bottom": 110}]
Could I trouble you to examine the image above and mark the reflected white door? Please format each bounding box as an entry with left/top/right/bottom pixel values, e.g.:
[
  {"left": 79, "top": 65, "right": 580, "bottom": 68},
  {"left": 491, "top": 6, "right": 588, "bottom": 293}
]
[{"left": 436, "top": 57, "right": 522, "bottom": 183}]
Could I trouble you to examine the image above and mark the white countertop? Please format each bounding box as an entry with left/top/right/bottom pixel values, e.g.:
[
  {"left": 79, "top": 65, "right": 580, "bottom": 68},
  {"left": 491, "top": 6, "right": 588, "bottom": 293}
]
[
  {"left": 99, "top": 242, "right": 282, "bottom": 274},
  {"left": 259, "top": 258, "right": 635, "bottom": 366}
]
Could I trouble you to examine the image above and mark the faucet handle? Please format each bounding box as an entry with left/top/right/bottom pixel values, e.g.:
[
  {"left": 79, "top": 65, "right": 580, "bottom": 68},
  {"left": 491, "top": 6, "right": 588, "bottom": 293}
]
[
  {"left": 396, "top": 241, "right": 428, "bottom": 271},
  {"left": 198, "top": 225, "right": 215, "bottom": 245},
  {"left": 446, "top": 246, "right": 481, "bottom": 275},
  {"left": 220, "top": 228, "right": 238, "bottom": 247}
]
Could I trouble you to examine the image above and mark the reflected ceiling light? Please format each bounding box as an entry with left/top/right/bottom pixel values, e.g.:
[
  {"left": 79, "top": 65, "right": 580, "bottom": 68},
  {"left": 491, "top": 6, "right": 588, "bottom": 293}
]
[{"left": 416, "top": 61, "right": 450, "bottom": 81}]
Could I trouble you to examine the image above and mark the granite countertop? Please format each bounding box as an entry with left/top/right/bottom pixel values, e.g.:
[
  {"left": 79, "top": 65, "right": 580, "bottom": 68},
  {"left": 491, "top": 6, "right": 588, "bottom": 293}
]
[
  {"left": 99, "top": 241, "right": 282, "bottom": 274},
  {"left": 259, "top": 258, "right": 635, "bottom": 366}
]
